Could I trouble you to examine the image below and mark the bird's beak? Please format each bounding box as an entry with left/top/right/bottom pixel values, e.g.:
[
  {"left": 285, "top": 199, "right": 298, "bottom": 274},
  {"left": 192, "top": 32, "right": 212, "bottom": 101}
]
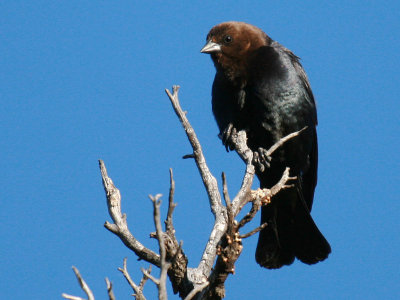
[{"left": 200, "top": 40, "right": 221, "bottom": 53}]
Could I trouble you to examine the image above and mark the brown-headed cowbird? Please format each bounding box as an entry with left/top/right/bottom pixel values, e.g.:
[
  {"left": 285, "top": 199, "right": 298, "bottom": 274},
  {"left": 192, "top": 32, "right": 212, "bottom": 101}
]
[{"left": 201, "top": 21, "right": 331, "bottom": 269}]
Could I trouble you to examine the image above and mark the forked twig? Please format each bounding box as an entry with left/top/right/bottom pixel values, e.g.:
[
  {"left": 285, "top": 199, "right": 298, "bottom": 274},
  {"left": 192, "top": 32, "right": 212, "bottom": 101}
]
[
  {"left": 62, "top": 266, "right": 94, "bottom": 300},
  {"left": 99, "top": 160, "right": 161, "bottom": 267}
]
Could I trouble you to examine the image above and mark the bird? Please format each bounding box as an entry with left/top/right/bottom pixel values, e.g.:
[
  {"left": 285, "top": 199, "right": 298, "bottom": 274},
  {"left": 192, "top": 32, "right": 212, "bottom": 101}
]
[{"left": 201, "top": 21, "right": 331, "bottom": 269}]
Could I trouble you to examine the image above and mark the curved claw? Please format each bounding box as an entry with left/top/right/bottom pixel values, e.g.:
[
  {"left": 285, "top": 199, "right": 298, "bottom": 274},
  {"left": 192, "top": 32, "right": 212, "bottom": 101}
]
[
  {"left": 222, "top": 123, "right": 233, "bottom": 150},
  {"left": 252, "top": 148, "right": 271, "bottom": 173},
  {"left": 228, "top": 127, "right": 237, "bottom": 151},
  {"left": 258, "top": 147, "right": 271, "bottom": 169},
  {"left": 253, "top": 152, "right": 265, "bottom": 173},
  {"left": 221, "top": 123, "right": 237, "bottom": 152}
]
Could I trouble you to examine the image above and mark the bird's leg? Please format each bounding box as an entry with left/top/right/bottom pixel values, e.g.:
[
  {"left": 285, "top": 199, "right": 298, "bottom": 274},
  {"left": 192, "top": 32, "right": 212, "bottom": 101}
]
[
  {"left": 220, "top": 123, "right": 238, "bottom": 152},
  {"left": 257, "top": 147, "right": 272, "bottom": 168},
  {"left": 252, "top": 147, "right": 272, "bottom": 173}
]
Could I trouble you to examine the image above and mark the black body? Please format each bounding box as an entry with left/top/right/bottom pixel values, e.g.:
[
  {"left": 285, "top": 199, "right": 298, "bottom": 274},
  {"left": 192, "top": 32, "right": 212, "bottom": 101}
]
[{"left": 203, "top": 22, "right": 331, "bottom": 268}]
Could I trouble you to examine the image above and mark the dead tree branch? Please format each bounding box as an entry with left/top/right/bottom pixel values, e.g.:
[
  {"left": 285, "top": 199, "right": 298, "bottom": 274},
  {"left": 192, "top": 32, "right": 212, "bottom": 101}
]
[
  {"left": 100, "top": 158, "right": 192, "bottom": 298},
  {"left": 203, "top": 166, "right": 295, "bottom": 300},
  {"left": 62, "top": 266, "right": 95, "bottom": 300},
  {"left": 166, "top": 86, "right": 224, "bottom": 218},
  {"left": 149, "top": 194, "right": 171, "bottom": 300},
  {"left": 157, "top": 169, "right": 191, "bottom": 298},
  {"left": 118, "top": 258, "right": 149, "bottom": 300},
  {"left": 100, "top": 159, "right": 161, "bottom": 267},
  {"left": 239, "top": 223, "right": 268, "bottom": 239},
  {"left": 105, "top": 278, "right": 116, "bottom": 300},
  {"left": 165, "top": 168, "right": 177, "bottom": 235},
  {"left": 184, "top": 282, "right": 210, "bottom": 300},
  {"left": 65, "top": 86, "right": 308, "bottom": 300},
  {"left": 166, "top": 86, "right": 227, "bottom": 283},
  {"left": 166, "top": 85, "right": 302, "bottom": 299}
]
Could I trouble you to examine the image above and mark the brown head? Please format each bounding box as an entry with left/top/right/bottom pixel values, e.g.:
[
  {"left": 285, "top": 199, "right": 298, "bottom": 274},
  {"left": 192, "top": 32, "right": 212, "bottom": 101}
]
[{"left": 201, "top": 22, "right": 271, "bottom": 83}]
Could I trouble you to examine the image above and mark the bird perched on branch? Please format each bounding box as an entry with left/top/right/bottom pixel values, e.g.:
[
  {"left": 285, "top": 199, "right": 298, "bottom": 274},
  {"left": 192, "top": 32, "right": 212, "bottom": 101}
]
[{"left": 201, "top": 21, "right": 331, "bottom": 269}]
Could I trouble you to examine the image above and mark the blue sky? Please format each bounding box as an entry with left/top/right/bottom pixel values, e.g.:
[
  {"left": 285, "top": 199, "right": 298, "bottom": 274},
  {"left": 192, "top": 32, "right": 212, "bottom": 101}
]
[{"left": 1, "top": 1, "right": 399, "bottom": 299}]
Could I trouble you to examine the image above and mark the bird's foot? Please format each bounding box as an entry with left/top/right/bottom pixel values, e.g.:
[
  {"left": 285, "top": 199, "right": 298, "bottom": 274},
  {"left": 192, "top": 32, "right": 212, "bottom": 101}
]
[
  {"left": 253, "top": 147, "right": 271, "bottom": 172},
  {"left": 220, "top": 123, "right": 238, "bottom": 152}
]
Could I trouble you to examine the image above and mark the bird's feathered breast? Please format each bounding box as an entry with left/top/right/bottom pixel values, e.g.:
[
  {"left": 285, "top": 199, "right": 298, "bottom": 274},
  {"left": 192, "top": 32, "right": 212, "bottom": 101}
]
[{"left": 246, "top": 42, "right": 318, "bottom": 129}]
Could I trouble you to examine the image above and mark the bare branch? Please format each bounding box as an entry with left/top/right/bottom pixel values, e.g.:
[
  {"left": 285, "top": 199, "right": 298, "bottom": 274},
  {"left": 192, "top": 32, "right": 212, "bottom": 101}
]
[
  {"left": 165, "top": 86, "right": 224, "bottom": 217},
  {"left": 231, "top": 128, "right": 254, "bottom": 165},
  {"left": 118, "top": 258, "right": 148, "bottom": 300},
  {"left": 240, "top": 223, "right": 268, "bottom": 239},
  {"left": 166, "top": 240, "right": 190, "bottom": 298},
  {"left": 149, "top": 194, "right": 165, "bottom": 259},
  {"left": 165, "top": 168, "right": 177, "bottom": 234},
  {"left": 151, "top": 170, "right": 191, "bottom": 298},
  {"left": 222, "top": 172, "right": 234, "bottom": 226},
  {"left": 266, "top": 126, "right": 307, "bottom": 157},
  {"left": 202, "top": 129, "right": 305, "bottom": 299},
  {"left": 237, "top": 198, "right": 262, "bottom": 229},
  {"left": 238, "top": 167, "right": 295, "bottom": 231},
  {"left": 89, "top": 88, "right": 308, "bottom": 300},
  {"left": 269, "top": 167, "right": 297, "bottom": 195},
  {"left": 231, "top": 127, "right": 306, "bottom": 217},
  {"left": 99, "top": 160, "right": 161, "bottom": 267},
  {"left": 166, "top": 86, "right": 227, "bottom": 280},
  {"left": 62, "top": 295, "right": 85, "bottom": 300},
  {"left": 183, "top": 281, "right": 209, "bottom": 300},
  {"left": 141, "top": 267, "right": 160, "bottom": 286},
  {"left": 105, "top": 278, "right": 116, "bottom": 300},
  {"left": 149, "top": 194, "right": 171, "bottom": 300},
  {"left": 139, "top": 265, "right": 152, "bottom": 293},
  {"left": 221, "top": 172, "right": 231, "bottom": 208},
  {"left": 231, "top": 131, "right": 255, "bottom": 215},
  {"left": 100, "top": 156, "right": 191, "bottom": 297},
  {"left": 164, "top": 87, "right": 303, "bottom": 298},
  {"left": 203, "top": 228, "right": 242, "bottom": 300},
  {"left": 62, "top": 266, "right": 94, "bottom": 300}
]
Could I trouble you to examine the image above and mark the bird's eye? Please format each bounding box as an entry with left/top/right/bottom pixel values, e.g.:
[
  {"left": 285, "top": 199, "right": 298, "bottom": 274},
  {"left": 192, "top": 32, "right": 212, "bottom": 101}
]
[{"left": 224, "top": 35, "right": 233, "bottom": 43}]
